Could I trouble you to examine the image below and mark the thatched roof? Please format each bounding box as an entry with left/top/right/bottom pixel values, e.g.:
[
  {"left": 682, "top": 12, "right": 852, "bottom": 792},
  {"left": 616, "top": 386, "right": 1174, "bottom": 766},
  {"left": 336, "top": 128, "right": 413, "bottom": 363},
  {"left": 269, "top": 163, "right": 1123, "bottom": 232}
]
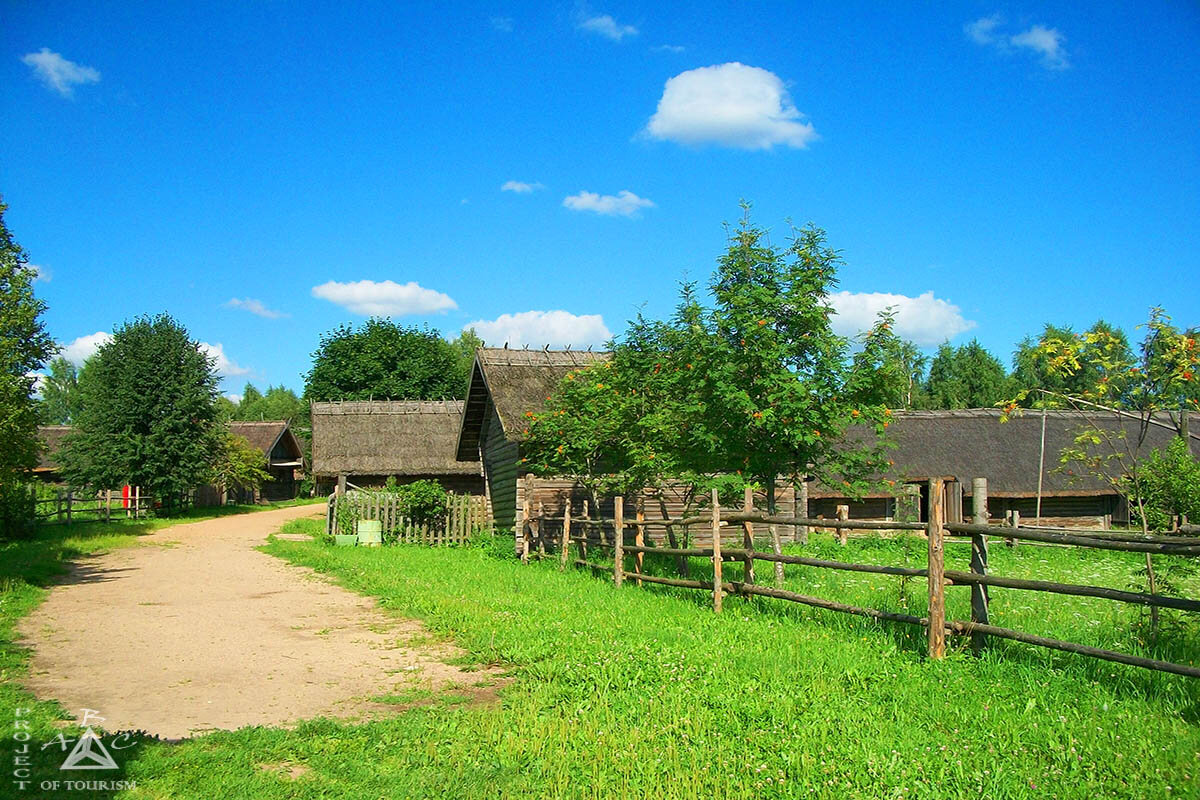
[
  {"left": 35, "top": 426, "right": 72, "bottom": 472},
  {"left": 816, "top": 408, "right": 1200, "bottom": 498},
  {"left": 311, "top": 400, "right": 478, "bottom": 477},
  {"left": 228, "top": 421, "right": 303, "bottom": 465},
  {"left": 456, "top": 348, "right": 609, "bottom": 460}
]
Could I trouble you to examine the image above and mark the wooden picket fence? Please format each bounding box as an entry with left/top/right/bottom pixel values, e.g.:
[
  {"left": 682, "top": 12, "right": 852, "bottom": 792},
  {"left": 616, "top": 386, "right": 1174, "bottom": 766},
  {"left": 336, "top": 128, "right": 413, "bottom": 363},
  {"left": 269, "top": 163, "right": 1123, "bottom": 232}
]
[
  {"left": 326, "top": 490, "right": 489, "bottom": 545},
  {"left": 33, "top": 487, "right": 149, "bottom": 525},
  {"left": 521, "top": 477, "right": 1200, "bottom": 679}
]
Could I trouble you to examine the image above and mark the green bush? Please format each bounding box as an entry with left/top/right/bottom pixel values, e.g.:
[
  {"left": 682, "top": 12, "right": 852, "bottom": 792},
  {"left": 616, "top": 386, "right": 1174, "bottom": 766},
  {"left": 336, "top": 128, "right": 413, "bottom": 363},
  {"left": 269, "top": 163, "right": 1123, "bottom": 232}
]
[
  {"left": 383, "top": 477, "right": 448, "bottom": 524},
  {"left": 0, "top": 481, "right": 35, "bottom": 539},
  {"left": 1129, "top": 437, "right": 1200, "bottom": 530}
]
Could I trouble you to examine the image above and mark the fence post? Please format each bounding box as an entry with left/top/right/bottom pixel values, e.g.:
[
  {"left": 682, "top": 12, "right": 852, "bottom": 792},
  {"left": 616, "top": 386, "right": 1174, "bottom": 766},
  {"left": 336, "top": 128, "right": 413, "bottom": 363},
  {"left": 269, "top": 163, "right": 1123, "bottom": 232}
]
[
  {"left": 66, "top": 490, "right": 73, "bottom": 525},
  {"left": 927, "top": 478, "right": 946, "bottom": 660},
  {"left": 520, "top": 475, "right": 532, "bottom": 563},
  {"left": 711, "top": 489, "right": 723, "bottom": 614},
  {"left": 104, "top": 489, "right": 111, "bottom": 523},
  {"left": 1006, "top": 509, "right": 1019, "bottom": 548},
  {"left": 535, "top": 502, "right": 545, "bottom": 558},
  {"left": 55, "top": 490, "right": 63, "bottom": 523},
  {"left": 741, "top": 486, "right": 756, "bottom": 588},
  {"left": 634, "top": 500, "right": 645, "bottom": 587},
  {"left": 560, "top": 498, "right": 572, "bottom": 571},
  {"left": 580, "top": 500, "right": 589, "bottom": 563},
  {"left": 970, "top": 477, "right": 990, "bottom": 655},
  {"left": 796, "top": 479, "right": 809, "bottom": 545},
  {"left": 836, "top": 504, "right": 849, "bottom": 546},
  {"left": 613, "top": 496, "right": 624, "bottom": 588}
]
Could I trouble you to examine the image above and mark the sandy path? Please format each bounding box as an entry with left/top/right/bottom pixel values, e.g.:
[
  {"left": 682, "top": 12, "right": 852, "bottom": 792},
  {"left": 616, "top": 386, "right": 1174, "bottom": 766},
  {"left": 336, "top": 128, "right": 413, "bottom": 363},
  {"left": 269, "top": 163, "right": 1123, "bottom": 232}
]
[{"left": 17, "top": 505, "right": 490, "bottom": 740}]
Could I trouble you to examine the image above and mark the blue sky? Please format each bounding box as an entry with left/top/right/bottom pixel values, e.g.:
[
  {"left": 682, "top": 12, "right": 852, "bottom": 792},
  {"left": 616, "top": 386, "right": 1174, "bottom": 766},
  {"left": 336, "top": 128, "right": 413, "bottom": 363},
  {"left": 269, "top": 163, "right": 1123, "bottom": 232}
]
[{"left": 3, "top": 1, "right": 1197, "bottom": 398}]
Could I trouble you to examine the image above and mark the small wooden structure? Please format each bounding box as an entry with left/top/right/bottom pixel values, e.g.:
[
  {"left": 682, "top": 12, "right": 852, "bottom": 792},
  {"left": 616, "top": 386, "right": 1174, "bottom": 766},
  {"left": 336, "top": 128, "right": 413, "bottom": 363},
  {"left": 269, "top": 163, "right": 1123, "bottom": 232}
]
[
  {"left": 228, "top": 421, "right": 305, "bottom": 501},
  {"left": 311, "top": 400, "right": 485, "bottom": 496}
]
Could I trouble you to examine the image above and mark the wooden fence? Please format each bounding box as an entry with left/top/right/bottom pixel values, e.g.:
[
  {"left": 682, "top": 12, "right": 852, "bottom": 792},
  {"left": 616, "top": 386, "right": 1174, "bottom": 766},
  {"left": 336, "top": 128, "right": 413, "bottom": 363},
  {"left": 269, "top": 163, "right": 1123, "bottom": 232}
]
[
  {"left": 521, "top": 477, "right": 1200, "bottom": 679},
  {"left": 33, "top": 487, "right": 149, "bottom": 524},
  {"left": 326, "top": 491, "right": 490, "bottom": 545}
]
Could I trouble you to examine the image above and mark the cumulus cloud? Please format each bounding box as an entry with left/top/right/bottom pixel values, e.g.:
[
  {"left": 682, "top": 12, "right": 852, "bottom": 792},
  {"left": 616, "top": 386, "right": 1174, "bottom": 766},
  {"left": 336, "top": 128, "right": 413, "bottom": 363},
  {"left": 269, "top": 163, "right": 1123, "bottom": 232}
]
[
  {"left": 21, "top": 48, "right": 101, "bottom": 97},
  {"left": 828, "top": 291, "right": 976, "bottom": 348},
  {"left": 644, "top": 62, "right": 817, "bottom": 150},
  {"left": 1010, "top": 25, "right": 1069, "bottom": 69},
  {"left": 225, "top": 393, "right": 243, "bottom": 404},
  {"left": 200, "top": 342, "right": 251, "bottom": 377},
  {"left": 30, "top": 264, "right": 51, "bottom": 283},
  {"left": 464, "top": 310, "right": 612, "bottom": 349},
  {"left": 60, "top": 331, "right": 113, "bottom": 365},
  {"left": 311, "top": 279, "right": 457, "bottom": 316},
  {"left": 562, "top": 190, "right": 654, "bottom": 217},
  {"left": 578, "top": 14, "right": 638, "bottom": 41},
  {"left": 965, "top": 15, "right": 1069, "bottom": 70},
  {"left": 225, "top": 297, "right": 286, "bottom": 319},
  {"left": 501, "top": 180, "right": 545, "bottom": 193}
]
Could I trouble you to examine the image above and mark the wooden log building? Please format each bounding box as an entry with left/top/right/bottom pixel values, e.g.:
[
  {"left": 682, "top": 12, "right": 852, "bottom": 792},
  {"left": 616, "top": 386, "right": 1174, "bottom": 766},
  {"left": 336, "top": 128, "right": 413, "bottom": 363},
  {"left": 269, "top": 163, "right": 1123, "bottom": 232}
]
[{"left": 310, "top": 400, "right": 485, "bottom": 496}]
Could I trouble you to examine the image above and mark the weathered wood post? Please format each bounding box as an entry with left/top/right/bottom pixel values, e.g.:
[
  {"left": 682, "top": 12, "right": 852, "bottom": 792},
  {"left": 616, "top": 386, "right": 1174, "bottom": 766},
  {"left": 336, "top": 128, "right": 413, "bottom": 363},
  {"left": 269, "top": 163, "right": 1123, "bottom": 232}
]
[
  {"left": 580, "top": 499, "right": 589, "bottom": 562},
  {"left": 741, "top": 486, "right": 756, "bottom": 588},
  {"left": 520, "top": 475, "right": 532, "bottom": 564},
  {"left": 66, "top": 490, "right": 73, "bottom": 525},
  {"left": 711, "top": 489, "right": 723, "bottom": 614},
  {"left": 55, "top": 490, "right": 63, "bottom": 524},
  {"left": 796, "top": 479, "right": 809, "bottom": 545},
  {"left": 1006, "top": 508, "right": 1019, "bottom": 548},
  {"left": 613, "top": 495, "right": 624, "bottom": 588},
  {"left": 927, "top": 477, "right": 946, "bottom": 660},
  {"left": 970, "top": 477, "right": 990, "bottom": 655},
  {"left": 559, "top": 498, "right": 572, "bottom": 571},
  {"left": 535, "top": 502, "right": 545, "bottom": 558},
  {"left": 836, "top": 504, "right": 849, "bottom": 546},
  {"left": 766, "top": 481, "right": 783, "bottom": 585},
  {"left": 634, "top": 500, "right": 645, "bottom": 587},
  {"left": 104, "top": 489, "right": 111, "bottom": 523}
]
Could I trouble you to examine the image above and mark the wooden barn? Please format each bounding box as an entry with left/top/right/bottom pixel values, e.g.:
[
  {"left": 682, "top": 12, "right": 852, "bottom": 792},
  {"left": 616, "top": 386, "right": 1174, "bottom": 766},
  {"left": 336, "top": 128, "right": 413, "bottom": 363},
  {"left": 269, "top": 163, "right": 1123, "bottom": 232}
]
[
  {"left": 453, "top": 347, "right": 796, "bottom": 533},
  {"left": 32, "top": 425, "right": 72, "bottom": 482},
  {"left": 227, "top": 421, "right": 305, "bottom": 501},
  {"left": 310, "top": 400, "right": 485, "bottom": 495},
  {"left": 809, "top": 409, "right": 1200, "bottom": 527}
]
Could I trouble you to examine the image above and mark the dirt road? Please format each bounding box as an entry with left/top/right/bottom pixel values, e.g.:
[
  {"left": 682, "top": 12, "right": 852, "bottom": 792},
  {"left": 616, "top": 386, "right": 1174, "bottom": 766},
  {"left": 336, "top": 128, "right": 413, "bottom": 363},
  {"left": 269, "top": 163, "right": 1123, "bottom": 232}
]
[{"left": 17, "top": 505, "right": 487, "bottom": 739}]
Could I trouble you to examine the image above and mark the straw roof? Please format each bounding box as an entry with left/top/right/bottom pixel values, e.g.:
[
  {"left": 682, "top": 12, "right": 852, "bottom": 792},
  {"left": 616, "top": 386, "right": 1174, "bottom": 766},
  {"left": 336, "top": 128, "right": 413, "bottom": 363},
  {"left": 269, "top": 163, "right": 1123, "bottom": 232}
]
[
  {"left": 817, "top": 408, "right": 1200, "bottom": 498},
  {"left": 228, "top": 421, "right": 302, "bottom": 464},
  {"left": 311, "top": 400, "right": 478, "bottom": 477},
  {"left": 35, "top": 426, "right": 72, "bottom": 472},
  {"left": 456, "top": 348, "right": 609, "bottom": 460}
]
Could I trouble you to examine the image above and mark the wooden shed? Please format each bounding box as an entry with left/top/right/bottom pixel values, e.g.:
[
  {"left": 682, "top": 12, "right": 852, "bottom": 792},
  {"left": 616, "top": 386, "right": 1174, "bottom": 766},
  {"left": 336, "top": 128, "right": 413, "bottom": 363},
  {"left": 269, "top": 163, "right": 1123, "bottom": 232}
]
[
  {"left": 227, "top": 421, "right": 305, "bottom": 501},
  {"left": 33, "top": 425, "right": 72, "bottom": 482},
  {"left": 809, "top": 409, "right": 1200, "bottom": 527},
  {"left": 311, "top": 400, "right": 485, "bottom": 495}
]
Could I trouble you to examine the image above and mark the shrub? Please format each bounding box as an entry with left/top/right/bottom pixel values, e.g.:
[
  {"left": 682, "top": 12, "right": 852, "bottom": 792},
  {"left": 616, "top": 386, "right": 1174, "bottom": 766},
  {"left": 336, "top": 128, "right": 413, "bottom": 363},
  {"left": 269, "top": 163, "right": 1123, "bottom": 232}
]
[
  {"left": 383, "top": 477, "right": 448, "bottom": 524},
  {"left": 1129, "top": 437, "right": 1200, "bottom": 530},
  {"left": 0, "top": 481, "right": 34, "bottom": 539}
]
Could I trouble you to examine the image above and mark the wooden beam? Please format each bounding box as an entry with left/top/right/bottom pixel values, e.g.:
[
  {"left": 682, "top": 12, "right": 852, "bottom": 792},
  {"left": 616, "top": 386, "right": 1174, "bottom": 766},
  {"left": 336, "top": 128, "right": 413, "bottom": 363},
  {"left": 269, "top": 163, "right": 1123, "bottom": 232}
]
[{"left": 927, "top": 477, "right": 946, "bottom": 660}]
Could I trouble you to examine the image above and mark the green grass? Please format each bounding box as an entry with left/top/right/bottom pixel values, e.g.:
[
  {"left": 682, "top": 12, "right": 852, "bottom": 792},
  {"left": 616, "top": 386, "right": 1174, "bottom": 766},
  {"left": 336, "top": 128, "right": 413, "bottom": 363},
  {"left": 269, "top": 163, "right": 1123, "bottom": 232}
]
[{"left": 3, "top": 516, "right": 1198, "bottom": 798}]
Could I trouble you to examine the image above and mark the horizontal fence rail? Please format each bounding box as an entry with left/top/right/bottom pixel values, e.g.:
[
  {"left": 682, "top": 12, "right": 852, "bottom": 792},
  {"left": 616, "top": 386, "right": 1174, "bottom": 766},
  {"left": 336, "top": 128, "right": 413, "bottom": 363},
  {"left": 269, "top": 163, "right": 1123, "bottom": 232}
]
[
  {"left": 517, "top": 476, "right": 1200, "bottom": 680},
  {"left": 32, "top": 487, "right": 148, "bottom": 524}
]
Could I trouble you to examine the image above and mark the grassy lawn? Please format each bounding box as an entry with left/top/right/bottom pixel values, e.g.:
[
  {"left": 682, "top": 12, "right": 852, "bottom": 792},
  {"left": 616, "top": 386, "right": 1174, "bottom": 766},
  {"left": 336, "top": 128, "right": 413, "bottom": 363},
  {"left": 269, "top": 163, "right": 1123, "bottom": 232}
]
[{"left": 3, "top": 515, "right": 1197, "bottom": 798}]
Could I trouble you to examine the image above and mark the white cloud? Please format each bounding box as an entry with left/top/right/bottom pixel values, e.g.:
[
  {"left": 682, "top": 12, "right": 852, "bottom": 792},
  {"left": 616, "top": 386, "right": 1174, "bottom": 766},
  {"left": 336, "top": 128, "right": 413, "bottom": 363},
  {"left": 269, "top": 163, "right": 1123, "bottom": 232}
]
[
  {"left": 501, "top": 180, "right": 545, "bottom": 193},
  {"left": 653, "top": 44, "right": 686, "bottom": 54},
  {"left": 965, "top": 15, "right": 1069, "bottom": 70},
  {"left": 225, "top": 393, "right": 243, "bottom": 405},
  {"left": 578, "top": 14, "right": 638, "bottom": 41},
  {"left": 311, "top": 279, "right": 458, "bottom": 316},
  {"left": 28, "top": 372, "right": 47, "bottom": 397},
  {"left": 29, "top": 264, "right": 51, "bottom": 283},
  {"left": 562, "top": 190, "right": 654, "bottom": 217},
  {"left": 20, "top": 48, "right": 100, "bottom": 97},
  {"left": 828, "top": 291, "right": 976, "bottom": 348},
  {"left": 225, "top": 297, "right": 287, "bottom": 319},
  {"left": 465, "top": 310, "right": 611, "bottom": 349},
  {"left": 200, "top": 342, "right": 251, "bottom": 377},
  {"left": 491, "top": 16, "right": 514, "bottom": 32},
  {"left": 60, "top": 331, "right": 112, "bottom": 365},
  {"left": 644, "top": 62, "right": 817, "bottom": 150},
  {"left": 964, "top": 14, "right": 1003, "bottom": 45},
  {"left": 1010, "top": 25, "right": 1069, "bottom": 69}
]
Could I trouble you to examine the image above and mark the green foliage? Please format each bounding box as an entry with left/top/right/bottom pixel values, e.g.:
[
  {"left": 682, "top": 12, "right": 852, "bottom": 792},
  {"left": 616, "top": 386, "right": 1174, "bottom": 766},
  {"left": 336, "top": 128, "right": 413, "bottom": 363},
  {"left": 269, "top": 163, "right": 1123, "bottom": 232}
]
[
  {"left": 208, "top": 433, "right": 272, "bottom": 496},
  {"left": 924, "top": 339, "right": 1011, "bottom": 409},
  {"left": 57, "top": 314, "right": 223, "bottom": 514},
  {"left": 382, "top": 477, "right": 448, "bottom": 523},
  {"left": 449, "top": 327, "right": 484, "bottom": 375},
  {"left": 0, "top": 200, "right": 56, "bottom": 536},
  {"left": 233, "top": 383, "right": 304, "bottom": 421},
  {"left": 1127, "top": 438, "right": 1200, "bottom": 530},
  {"left": 847, "top": 310, "right": 928, "bottom": 410},
  {"left": 524, "top": 209, "right": 892, "bottom": 506},
  {"left": 1011, "top": 320, "right": 1133, "bottom": 406},
  {"left": 304, "top": 319, "right": 469, "bottom": 402},
  {"left": 37, "top": 356, "right": 84, "bottom": 424}
]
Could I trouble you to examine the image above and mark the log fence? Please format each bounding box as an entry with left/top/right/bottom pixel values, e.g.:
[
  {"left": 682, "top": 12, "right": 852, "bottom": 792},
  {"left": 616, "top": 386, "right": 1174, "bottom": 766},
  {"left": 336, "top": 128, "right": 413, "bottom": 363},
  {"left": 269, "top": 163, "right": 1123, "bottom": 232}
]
[
  {"left": 32, "top": 487, "right": 148, "bottom": 525},
  {"left": 327, "top": 490, "right": 489, "bottom": 545},
  {"left": 519, "top": 476, "right": 1200, "bottom": 679}
]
